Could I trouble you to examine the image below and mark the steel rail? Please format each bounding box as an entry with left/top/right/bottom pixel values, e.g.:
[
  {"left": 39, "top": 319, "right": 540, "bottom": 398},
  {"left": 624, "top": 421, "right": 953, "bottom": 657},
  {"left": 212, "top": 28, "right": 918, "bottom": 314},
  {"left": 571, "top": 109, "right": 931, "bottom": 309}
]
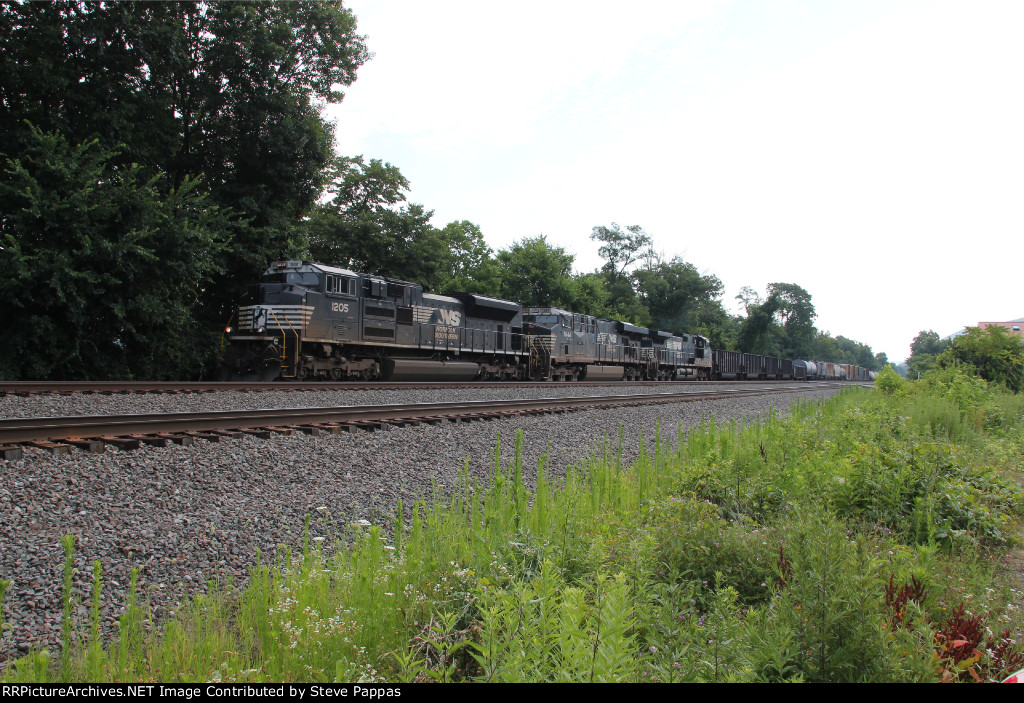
[
  {"left": 0, "top": 378, "right": 822, "bottom": 396},
  {"left": 0, "top": 385, "right": 827, "bottom": 445}
]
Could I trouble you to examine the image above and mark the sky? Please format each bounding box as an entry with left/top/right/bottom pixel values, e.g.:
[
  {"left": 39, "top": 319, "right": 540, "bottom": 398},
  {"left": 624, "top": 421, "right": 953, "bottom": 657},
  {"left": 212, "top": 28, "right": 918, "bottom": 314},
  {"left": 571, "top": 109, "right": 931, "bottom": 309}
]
[{"left": 324, "top": 0, "right": 1024, "bottom": 363}]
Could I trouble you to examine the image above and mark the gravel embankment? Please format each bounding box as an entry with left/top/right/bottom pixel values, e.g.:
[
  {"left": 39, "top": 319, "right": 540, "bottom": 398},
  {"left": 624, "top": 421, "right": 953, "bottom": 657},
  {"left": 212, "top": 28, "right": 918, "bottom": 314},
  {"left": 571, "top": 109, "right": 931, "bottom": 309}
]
[
  {"left": 0, "top": 382, "right": 792, "bottom": 418},
  {"left": 0, "top": 384, "right": 839, "bottom": 658}
]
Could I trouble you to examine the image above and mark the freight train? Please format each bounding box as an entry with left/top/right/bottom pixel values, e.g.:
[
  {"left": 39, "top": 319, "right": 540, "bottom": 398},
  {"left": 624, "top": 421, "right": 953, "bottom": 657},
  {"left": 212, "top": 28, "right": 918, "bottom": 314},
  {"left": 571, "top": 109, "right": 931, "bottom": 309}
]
[{"left": 220, "top": 260, "right": 873, "bottom": 383}]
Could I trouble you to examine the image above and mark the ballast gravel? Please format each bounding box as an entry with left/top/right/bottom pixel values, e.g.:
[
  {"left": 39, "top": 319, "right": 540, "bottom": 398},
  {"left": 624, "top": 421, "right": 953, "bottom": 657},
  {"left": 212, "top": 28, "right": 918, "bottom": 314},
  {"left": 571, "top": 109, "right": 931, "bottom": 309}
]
[
  {"left": 2, "top": 382, "right": 802, "bottom": 419},
  {"left": 0, "top": 384, "right": 840, "bottom": 658}
]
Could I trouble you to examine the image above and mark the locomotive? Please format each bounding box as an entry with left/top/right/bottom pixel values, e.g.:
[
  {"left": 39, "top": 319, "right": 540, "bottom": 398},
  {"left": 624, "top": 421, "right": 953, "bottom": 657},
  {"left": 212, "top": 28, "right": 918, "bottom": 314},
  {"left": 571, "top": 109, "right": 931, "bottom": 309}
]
[
  {"left": 220, "top": 260, "right": 712, "bottom": 382},
  {"left": 221, "top": 260, "right": 873, "bottom": 384}
]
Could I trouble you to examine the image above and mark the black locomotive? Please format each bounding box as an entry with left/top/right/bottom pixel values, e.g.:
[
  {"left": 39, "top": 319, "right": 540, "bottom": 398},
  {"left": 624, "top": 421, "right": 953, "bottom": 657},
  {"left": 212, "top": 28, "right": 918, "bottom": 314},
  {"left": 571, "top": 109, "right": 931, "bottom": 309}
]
[
  {"left": 221, "top": 260, "right": 875, "bottom": 383},
  {"left": 220, "top": 260, "right": 713, "bottom": 382}
]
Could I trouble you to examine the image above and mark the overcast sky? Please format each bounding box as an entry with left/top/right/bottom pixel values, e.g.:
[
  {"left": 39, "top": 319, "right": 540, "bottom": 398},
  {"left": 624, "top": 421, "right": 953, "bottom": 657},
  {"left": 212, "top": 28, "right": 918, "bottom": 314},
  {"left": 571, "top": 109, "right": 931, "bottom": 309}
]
[{"left": 325, "top": 0, "right": 1024, "bottom": 363}]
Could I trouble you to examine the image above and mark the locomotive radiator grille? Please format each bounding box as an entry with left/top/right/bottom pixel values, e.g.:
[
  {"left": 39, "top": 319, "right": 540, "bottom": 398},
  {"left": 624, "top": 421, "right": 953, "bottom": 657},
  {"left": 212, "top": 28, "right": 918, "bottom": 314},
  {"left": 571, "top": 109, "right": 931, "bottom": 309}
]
[{"left": 238, "top": 305, "right": 314, "bottom": 332}]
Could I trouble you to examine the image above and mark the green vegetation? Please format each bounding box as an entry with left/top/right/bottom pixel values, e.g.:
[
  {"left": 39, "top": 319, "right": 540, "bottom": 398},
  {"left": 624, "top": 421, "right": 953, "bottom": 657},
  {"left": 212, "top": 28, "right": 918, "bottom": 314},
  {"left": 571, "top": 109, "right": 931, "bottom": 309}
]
[
  {"left": 4, "top": 374, "right": 1023, "bottom": 683},
  {"left": 903, "top": 325, "right": 1024, "bottom": 393},
  {"left": 937, "top": 326, "right": 1024, "bottom": 393},
  {"left": 1, "top": 1, "right": 369, "bottom": 380},
  {"left": 1, "top": 2, "right": 882, "bottom": 381},
  {"left": 907, "top": 330, "right": 952, "bottom": 380}
]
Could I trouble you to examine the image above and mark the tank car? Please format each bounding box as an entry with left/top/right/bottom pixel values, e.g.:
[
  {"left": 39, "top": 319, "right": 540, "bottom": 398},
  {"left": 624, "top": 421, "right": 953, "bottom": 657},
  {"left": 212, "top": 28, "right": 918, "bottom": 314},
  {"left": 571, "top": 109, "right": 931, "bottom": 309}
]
[
  {"left": 793, "top": 359, "right": 817, "bottom": 380},
  {"left": 221, "top": 260, "right": 526, "bottom": 381}
]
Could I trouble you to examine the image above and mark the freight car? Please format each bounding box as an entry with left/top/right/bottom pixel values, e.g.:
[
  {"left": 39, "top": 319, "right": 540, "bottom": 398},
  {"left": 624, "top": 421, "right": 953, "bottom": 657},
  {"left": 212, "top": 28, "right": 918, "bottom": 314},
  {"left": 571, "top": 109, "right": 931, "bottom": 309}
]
[{"left": 712, "top": 350, "right": 796, "bottom": 381}]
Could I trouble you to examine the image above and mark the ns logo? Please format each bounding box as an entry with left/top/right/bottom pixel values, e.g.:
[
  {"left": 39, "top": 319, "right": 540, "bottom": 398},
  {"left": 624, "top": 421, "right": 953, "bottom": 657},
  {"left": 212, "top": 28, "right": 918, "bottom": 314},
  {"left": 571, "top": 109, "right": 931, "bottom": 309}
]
[{"left": 437, "top": 309, "right": 462, "bottom": 326}]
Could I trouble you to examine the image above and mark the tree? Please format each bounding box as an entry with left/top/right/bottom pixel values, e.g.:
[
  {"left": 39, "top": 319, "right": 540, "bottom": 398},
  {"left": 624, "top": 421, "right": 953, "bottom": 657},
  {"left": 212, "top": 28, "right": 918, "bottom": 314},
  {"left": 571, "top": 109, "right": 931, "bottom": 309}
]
[
  {"left": 766, "top": 282, "right": 816, "bottom": 359},
  {"left": 567, "top": 272, "right": 613, "bottom": 319},
  {"left": 910, "top": 330, "right": 947, "bottom": 357},
  {"left": 0, "top": 127, "right": 225, "bottom": 380},
  {"left": 0, "top": 1, "right": 371, "bottom": 378},
  {"left": 736, "top": 299, "right": 778, "bottom": 354},
  {"left": 589, "top": 223, "right": 652, "bottom": 280},
  {"left": 496, "top": 235, "right": 577, "bottom": 308},
  {"left": 906, "top": 330, "right": 949, "bottom": 379},
  {"left": 735, "top": 286, "right": 763, "bottom": 315},
  {"left": 634, "top": 255, "right": 725, "bottom": 333},
  {"left": 937, "top": 326, "right": 1024, "bottom": 392},
  {"left": 812, "top": 332, "right": 840, "bottom": 363},
  {"left": 307, "top": 155, "right": 416, "bottom": 269},
  {"left": 431, "top": 221, "right": 501, "bottom": 296},
  {"left": 733, "top": 282, "right": 818, "bottom": 357}
]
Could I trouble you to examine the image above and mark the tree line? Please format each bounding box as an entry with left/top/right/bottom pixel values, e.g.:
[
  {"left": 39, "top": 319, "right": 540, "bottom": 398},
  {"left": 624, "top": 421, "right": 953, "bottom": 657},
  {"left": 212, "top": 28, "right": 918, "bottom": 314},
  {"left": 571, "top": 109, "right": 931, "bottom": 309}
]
[
  {"left": 0, "top": 1, "right": 883, "bottom": 381},
  {"left": 904, "top": 327, "right": 1023, "bottom": 392}
]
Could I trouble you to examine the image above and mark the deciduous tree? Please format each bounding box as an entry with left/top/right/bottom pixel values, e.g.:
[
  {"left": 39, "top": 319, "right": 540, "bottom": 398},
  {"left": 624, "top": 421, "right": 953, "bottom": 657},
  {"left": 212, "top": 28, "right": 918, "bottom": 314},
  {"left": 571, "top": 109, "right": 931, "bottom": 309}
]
[
  {"left": 938, "top": 326, "right": 1024, "bottom": 392},
  {"left": 0, "top": 128, "right": 226, "bottom": 380},
  {"left": 496, "top": 236, "right": 577, "bottom": 309}
]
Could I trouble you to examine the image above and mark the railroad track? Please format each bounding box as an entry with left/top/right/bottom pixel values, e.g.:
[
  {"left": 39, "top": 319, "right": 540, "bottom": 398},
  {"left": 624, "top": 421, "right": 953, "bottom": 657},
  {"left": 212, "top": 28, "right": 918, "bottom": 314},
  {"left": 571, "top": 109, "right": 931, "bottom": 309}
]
[
  {"left": 0, "top": 384, "right": 846, "bottom": 460},
  {"left": 0, "top": 378, "right": 824, "bottom": 397}
]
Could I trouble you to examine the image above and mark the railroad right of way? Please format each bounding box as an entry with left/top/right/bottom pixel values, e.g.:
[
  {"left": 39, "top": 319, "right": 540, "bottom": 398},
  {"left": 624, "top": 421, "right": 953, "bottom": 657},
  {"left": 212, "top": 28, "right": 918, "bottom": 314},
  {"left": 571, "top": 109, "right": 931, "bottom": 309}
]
[{"left": 0, "top": 383, "right": 844, "bottom": 659}]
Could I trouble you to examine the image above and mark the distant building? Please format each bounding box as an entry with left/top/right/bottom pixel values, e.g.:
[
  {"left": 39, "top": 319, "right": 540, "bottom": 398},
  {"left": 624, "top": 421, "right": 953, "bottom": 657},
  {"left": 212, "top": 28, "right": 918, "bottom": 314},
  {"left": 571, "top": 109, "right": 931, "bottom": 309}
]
[
  {"left": 978, "top": 318, "right": 1024, "bottom": 339},
  {"left": 942, "top": 318, "right": 1024, "bottom": 343}
]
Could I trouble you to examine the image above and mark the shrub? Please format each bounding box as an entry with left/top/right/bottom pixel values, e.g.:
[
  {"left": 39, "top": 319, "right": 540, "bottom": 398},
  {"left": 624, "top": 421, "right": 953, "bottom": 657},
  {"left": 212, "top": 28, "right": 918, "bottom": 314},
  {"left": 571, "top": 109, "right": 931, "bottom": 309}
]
[{"left": 876, "top": 366, "right": 907, "bottom": 396}]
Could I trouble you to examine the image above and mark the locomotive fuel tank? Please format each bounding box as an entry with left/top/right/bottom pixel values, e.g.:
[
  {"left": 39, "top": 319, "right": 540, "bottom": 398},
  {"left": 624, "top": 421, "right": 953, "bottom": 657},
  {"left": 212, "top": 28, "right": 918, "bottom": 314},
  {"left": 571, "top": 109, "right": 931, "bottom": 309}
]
[{"left": 382, "top": 359, "right": 480, "bottom": 381}]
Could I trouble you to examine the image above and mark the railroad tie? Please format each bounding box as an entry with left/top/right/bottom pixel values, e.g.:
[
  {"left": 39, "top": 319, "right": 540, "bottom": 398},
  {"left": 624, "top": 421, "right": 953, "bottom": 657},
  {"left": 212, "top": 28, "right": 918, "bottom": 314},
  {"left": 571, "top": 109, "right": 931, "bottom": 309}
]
[
  {"left": 0, "top": 445, "right": 23, "bottom": 461},
  {"left": 262, "top": 426, "right": 295, "bottom": 436},
  {"left": 64, "top": 438, "right": 105, "bottom": 453},
  {"left": 307, "top": 423, "right": 346, "bottom": 434},
  {"left": 99, "top": 436, "right": 141, "bottom": 451},
  {"left": 184, "top": 431, "right": 221, "bottom": 443},
  {"left": 155, "top": 432, "right": 194, "bottom": 446},
  {"left": 132, "top": 434, "right": 169, "bottom": 447},
  {"left": 26, "top": 440, "right": 73, "bottom": 455}
]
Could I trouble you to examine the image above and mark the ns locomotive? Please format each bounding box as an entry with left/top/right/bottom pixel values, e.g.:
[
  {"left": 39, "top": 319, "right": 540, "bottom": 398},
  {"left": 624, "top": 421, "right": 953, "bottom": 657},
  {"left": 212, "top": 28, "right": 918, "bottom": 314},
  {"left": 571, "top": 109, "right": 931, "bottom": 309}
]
[
  {"left": 221, "top": 260, "right": 874, "bottom": 384},
  {"left": 220, "top": 260, "right": 713, "bottom": 382}
]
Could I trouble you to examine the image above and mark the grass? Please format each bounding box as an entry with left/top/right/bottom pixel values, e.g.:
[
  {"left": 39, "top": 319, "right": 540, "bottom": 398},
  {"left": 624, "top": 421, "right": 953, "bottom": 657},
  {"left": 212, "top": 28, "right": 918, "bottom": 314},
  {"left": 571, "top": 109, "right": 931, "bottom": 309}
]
[{"left": 3, "top": 370, "right": 1024, "bottom": 682}]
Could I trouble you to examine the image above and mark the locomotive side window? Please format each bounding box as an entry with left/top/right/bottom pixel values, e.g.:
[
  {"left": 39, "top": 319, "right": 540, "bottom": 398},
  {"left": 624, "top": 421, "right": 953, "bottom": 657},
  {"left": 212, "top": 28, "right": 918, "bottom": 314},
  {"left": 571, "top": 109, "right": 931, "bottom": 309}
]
[{"left": 326, "top": 275, "right": 356, "bottom": 296}]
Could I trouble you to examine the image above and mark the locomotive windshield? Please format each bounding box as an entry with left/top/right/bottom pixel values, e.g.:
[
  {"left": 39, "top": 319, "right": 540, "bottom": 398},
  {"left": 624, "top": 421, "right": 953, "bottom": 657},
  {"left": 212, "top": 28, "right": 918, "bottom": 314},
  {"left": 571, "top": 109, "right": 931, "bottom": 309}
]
[{"left": 261, "top": 272, "right": 322, "bottom": 288}]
